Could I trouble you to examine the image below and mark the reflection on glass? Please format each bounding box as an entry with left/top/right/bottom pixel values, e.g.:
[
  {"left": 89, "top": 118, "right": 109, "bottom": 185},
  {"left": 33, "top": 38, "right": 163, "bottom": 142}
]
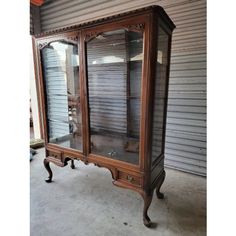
[
  {"left": 152, "top": 27, "right": 170, "bottom": 164},
  {"left": 41, "top": 41, "right": 82, "bottom": 150},
  {"left": 87, "top": 29, "right": 143, "bottom": 165}
]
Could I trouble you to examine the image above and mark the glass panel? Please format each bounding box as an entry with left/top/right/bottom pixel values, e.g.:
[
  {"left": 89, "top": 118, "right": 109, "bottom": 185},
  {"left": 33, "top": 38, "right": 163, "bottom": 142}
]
[
  {"left": 41, "top": 40, "right": 82, "bottom": 150},
  {"left": 87, "top": 29, "right": 143, "bottom": 165},
  {"left": 152, "top": 27, "right": 170, "bottom": 164}
]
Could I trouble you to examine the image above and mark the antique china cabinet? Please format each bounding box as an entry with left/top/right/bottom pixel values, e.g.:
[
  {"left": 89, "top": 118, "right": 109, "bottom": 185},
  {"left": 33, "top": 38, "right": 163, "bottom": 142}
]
[{"left": 33, "top": 5, "right": 175, "bottom": 227}]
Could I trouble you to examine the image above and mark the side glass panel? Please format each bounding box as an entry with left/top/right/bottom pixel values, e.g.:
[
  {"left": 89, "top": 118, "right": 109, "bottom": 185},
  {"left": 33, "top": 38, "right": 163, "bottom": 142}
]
[
  {"left": 152, "top": 26, "right": 170, "bottom": 164},
  {"left": 86, "top": 29, "right": 143, "bottom": 165},
  {"left": 41, "top": 40, "right": 82, "bottom": 150}
]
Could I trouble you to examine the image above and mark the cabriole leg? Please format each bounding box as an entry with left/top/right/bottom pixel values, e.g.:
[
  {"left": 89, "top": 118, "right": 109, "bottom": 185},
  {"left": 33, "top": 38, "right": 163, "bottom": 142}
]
[
  {"left": 156, "top": 170, "right": 166, "bottom": 199},
  {"left": 70, "top": 159, "right": 75, "bottom": 169},
  {"left": 142, "top": 190, "right": 154, "bottom": 227},
  {"left": 44, "top": 158, "right": 53, "bottom": 183}
]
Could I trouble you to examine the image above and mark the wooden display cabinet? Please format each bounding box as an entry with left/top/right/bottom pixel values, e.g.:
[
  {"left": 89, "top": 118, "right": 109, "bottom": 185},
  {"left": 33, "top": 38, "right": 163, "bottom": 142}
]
[{"left": 33, "top": 5, "right": 175, "bottom": 227}]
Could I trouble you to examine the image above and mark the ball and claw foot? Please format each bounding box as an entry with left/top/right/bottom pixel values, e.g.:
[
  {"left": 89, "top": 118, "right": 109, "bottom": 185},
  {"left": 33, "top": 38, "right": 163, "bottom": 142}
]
[
  {"left": 142, "top": 191, "right": 154, "bottom": 227},
  {"left": 156, "top": 189, "right": 164, "bottom": 199},
  {"left": 143, "top": 215, "right": 152, "bottom": 227},
  {"left": 45, "top": 177, "right": 52, "bottom": 183},
  {"left": 156, "top": 170, "right": 166, "bottom": 199},
  {"left": 44, "top": 158, "right": 53, "bottom": 183},
  {"left": 70, "top": 160, "right": 75, "bottom": 169}
]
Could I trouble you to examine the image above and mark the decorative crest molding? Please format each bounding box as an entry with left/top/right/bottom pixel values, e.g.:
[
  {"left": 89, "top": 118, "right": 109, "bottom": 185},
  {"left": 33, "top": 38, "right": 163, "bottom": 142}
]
[
  {"left": 34, "top": 5, "right": 164, "bottom": 38},
  {"left": 125, "top": 23, "right": 145, "bottom": 32},
  {"left": 38, "top": 41, "right": 49, "bottom": 50},
  {"left": 84, "top": 31, "right": 101, "bottom": 42},
  {"left": 67, "top": 35, "right": 78, "bottom": 42},
  {"left": 38, "top": 35, "right": 78, "bottom": 50}
]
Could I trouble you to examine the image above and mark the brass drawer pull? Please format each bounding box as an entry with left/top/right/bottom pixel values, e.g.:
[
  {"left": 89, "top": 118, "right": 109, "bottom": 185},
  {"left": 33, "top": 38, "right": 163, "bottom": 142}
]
[{"left": 126, "top": 175, "right": 134, "bottom": 182}]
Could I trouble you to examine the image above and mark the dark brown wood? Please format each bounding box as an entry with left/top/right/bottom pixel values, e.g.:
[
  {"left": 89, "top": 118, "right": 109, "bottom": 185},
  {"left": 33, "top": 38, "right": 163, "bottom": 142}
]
[
  {"left": 140, "top": 11, "right": 157, "bottom": 190},
  {"left": 125, "top": 31, "right": 131, "bottom": 137},
  {"left": 44, "top": 158, "right": 52, "bottom": 183},
  {"left": 80, "top": 31, "right": 90, "bottom": 158},
  {"left": 156, "top": 170, "right": 166, "bottom": 199},
  {"left": 142, "top": 190, "right": 154, "bottom": 227},
  {"left": 70, "top": 160, "right": 75, "bottom": 169},
  {"left": 33, "top": 5, "right": 175, "bottom": 227}
]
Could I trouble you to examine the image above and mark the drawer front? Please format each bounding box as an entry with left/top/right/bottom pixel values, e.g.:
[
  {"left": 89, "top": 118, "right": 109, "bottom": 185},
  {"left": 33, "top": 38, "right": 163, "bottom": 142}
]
[
  {"left": 47, "top": 149, "right": 62, "bottom": 161},
  {"left": 118, "top": 171, "right": 141, "bottom": 187}
]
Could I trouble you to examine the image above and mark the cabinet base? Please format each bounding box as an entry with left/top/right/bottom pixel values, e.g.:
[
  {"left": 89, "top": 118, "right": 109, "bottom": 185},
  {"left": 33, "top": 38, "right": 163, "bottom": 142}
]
[
  {"left": 43, "top": 156, "right": 166, "bottom": 227},
  {"left": 43, "top": 156, "right": 75, "bottom": 183}
]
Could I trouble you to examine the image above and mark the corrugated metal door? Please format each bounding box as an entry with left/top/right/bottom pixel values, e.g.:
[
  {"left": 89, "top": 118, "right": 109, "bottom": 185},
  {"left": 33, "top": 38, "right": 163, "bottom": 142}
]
[
  {"left": 39, "top": 0, "right": 206, "bottom": 176},
  {"left": 30, "top": 5, "right": 33, "bottom": 35},
  {"left": 87, "top": 31, "right": 128, "bottom": 134},
  {"left": 30, "top": 4, "right": 41, "bottom": 35}
]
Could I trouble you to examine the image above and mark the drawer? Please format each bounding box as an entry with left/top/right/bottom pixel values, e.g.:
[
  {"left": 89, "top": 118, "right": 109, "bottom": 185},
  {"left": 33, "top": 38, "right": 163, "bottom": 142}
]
[
  {"left": 118, "top": 171, "right": 141, "bottom": 187},
  {"left": 47, "top": 149, "right": 62, "bottom": 161}
]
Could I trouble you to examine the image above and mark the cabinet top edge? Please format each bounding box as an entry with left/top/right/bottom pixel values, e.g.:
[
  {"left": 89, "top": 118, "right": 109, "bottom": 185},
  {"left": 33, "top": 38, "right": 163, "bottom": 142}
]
[{"left": 33, "top": 5, "right": 175, "bottom": 39}]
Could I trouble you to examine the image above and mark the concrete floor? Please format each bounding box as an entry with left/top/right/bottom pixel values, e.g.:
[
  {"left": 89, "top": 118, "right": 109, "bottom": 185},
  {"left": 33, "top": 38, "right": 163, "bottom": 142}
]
[{"left": 30, "top": 148, "right": 206, "bottom": 236}]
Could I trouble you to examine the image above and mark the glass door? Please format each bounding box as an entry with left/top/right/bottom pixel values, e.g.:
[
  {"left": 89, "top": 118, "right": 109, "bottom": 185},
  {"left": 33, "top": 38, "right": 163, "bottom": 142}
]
[
  {"left": 41, "top": 39, "right": 83, "bottom": 151},
  {"left": 151, "top": 26, "right": 170, "bottom": 165},
  {"left": 86, "top": 28, "right": 144, "bottom": 165}
]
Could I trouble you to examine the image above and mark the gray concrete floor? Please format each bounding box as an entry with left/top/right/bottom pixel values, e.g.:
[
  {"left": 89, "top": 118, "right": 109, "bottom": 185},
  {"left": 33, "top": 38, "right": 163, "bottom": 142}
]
[{"left": 30, "top": 148, "right": 206, "bottom": 236}]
